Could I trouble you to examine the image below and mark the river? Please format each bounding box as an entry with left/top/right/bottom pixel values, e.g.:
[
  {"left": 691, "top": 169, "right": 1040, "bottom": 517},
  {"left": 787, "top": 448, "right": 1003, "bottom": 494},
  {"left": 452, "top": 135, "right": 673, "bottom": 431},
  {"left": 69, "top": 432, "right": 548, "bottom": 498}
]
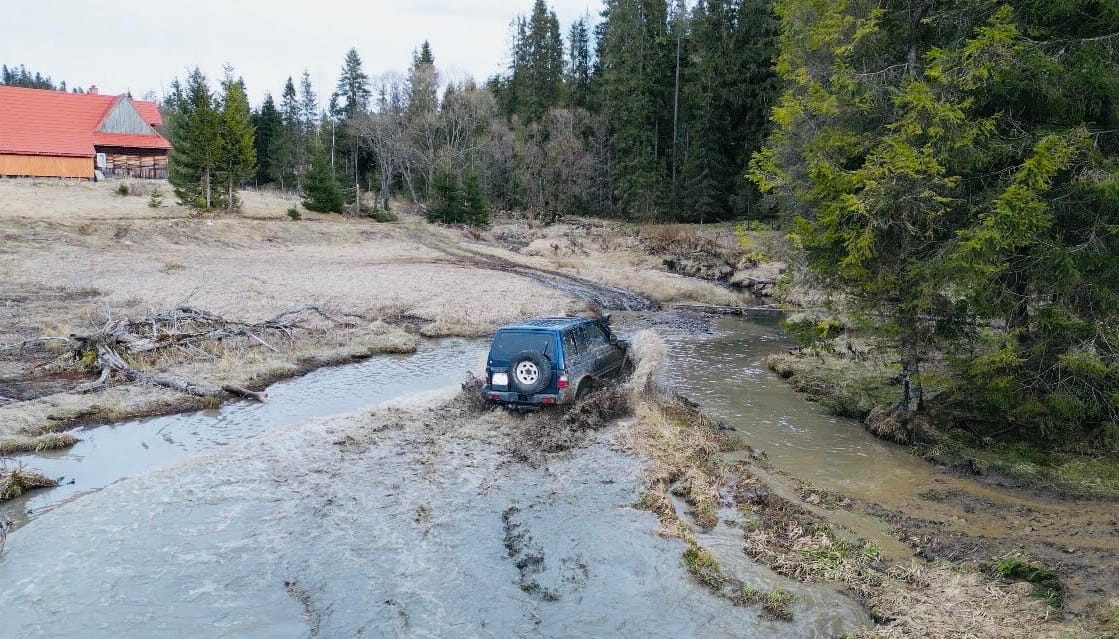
[{"left": 0, "top": 313, "right": 917, "bottom": 638}]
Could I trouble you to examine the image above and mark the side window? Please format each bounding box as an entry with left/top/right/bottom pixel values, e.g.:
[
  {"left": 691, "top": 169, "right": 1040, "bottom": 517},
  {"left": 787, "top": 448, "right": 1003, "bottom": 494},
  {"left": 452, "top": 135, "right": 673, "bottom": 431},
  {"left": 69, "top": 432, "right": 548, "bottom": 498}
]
[
  {"left": 584, "top": 323, "right": 609, "bottom": 348},
  {"left": 563, "top": 331, "right": 580, "bottom": 359}
]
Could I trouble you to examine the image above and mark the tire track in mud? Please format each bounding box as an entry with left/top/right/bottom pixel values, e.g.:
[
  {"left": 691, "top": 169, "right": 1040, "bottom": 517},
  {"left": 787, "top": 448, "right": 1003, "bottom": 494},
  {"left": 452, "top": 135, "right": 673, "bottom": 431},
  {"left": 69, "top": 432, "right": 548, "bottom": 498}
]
[{"left": 407, "top": 230, "right": 659, "bottom": 312}]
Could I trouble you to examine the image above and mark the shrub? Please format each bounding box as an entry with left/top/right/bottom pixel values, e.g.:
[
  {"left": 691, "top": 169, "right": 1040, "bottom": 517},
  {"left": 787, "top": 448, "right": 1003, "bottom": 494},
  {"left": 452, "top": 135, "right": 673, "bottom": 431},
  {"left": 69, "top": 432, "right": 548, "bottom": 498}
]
[
  {"left": 115, "top": 183, "right": 130, "bottom": 196},
  {"left": 371, "top": 209, "right": 397, "bottom": 223},
  {"left": 286, "top": 207, "right": 302, "bottom": 221},
  {"left": 148, "top": 189, "right": 164, "bottom": 208}
]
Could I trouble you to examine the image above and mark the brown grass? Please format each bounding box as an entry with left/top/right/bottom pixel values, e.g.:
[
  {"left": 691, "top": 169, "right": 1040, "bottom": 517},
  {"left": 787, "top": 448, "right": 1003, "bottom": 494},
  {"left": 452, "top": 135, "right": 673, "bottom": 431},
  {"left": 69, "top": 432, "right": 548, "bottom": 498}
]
[
  {"left": 0, "top": 466, "right": 58, "bottom": 501},
  {"left": 855, "top": 563, "right": 1070, "bottom": 639},
  {"left": 0, "top": 432, "right": 78, "bottom": 455}
]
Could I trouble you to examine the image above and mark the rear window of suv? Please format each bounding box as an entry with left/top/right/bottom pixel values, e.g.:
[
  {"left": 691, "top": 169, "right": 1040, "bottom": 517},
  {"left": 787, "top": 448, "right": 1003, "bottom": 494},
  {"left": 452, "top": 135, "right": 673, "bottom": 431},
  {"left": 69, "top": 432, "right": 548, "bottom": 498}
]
[{"left": 490, "top": 331, "right": 554, "bottom": 360}]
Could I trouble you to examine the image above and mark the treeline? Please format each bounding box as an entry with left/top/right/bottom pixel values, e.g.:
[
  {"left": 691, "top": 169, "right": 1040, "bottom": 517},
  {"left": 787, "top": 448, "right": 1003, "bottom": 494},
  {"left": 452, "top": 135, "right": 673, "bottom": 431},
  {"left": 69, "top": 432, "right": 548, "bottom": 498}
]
[
  {"left": 224, "top": 0, "right": 779, "bottom": 223},
  {"left": 753, "top": 1, "right": 1119, "bottom": 443},
  {"left": 1, "top": 64, "right": 87, "bottom": 93}
]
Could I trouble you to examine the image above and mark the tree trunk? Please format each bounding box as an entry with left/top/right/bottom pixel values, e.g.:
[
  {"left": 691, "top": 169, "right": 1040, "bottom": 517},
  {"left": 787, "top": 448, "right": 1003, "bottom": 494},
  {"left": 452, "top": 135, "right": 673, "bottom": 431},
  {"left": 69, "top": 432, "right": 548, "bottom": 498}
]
[{"left": 896, "top": 332, "right": 924, "bottom": 416}]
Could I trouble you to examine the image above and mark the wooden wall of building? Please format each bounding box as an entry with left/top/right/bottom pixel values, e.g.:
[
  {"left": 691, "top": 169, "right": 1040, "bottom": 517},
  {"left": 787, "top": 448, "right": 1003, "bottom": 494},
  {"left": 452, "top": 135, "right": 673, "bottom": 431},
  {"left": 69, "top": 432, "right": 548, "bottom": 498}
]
[
  {"left": 99, "top": 147, "right": 168, "bottom": 179},
  {"left": 0, "top": 154, "right": 92, "bottom": 179}
]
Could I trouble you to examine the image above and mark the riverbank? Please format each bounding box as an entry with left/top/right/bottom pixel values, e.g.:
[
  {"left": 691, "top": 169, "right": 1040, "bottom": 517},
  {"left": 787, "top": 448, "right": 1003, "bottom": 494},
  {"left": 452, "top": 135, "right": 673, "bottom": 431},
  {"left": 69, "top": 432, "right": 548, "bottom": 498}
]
[{"left": 1, "top": 179, "right": 760, "bottom": 493}]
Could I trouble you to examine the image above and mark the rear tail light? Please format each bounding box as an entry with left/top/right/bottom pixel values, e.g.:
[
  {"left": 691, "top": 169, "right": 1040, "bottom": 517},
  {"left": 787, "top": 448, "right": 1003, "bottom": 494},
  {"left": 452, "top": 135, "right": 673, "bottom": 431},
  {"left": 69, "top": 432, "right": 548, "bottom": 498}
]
[
  {"left": 557, "top": 374, "right": 569, "bottom": 389},
  {"left": 541, "top": 397, "right": 557, "bottom": 405},
  {"left": 487, "top": 394, "right": 500, "bottom": 401}
]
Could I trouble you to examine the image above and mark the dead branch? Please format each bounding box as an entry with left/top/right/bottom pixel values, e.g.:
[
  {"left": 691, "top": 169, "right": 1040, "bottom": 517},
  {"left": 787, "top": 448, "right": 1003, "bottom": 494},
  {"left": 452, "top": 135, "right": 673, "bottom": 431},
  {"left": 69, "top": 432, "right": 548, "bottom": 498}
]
[
  {"left": 0, "top": 337, "right": 71, "bottom": 353},
  {"left": 56, "top": 303, "right": 361, "bottom": 400},
  {"left": 222, "top": 385, "right": 268, "bottom": 403},
  {"left": 267, "top": 305, "right": 362, "bottom": 327}
]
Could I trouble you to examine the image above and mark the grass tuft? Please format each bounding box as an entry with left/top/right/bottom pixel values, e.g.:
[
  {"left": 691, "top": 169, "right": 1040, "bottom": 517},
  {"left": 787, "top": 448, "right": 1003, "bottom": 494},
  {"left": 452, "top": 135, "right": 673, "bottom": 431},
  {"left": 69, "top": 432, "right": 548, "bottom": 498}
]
[
  {"left": 682, "top": 544, "right": 726, "bottom": 590},
  {"left": 994, "top": 556, "right": 1064, "bottom": 607},
  {"left": 0, "top": 433, "right": 78, "bottom": 455},
  {"left": 0, "top": 466, "right": 59, "bottom": 501}
]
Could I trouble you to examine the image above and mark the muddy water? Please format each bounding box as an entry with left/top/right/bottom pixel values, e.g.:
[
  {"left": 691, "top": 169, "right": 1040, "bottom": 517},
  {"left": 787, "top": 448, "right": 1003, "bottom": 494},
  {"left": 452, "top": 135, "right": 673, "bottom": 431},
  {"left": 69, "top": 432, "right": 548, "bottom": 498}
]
[
  {"left": 0, "top": 317, "right": 876, "bottom": 638},
  {"left": 0, "top": 400, "right": 869, "bottom": 638},
  {"left": 653, "top": 314, "right": 937, "bottom": 501},
  {"left": 0, "top": 338, "right": 486, "bottom": 529}
]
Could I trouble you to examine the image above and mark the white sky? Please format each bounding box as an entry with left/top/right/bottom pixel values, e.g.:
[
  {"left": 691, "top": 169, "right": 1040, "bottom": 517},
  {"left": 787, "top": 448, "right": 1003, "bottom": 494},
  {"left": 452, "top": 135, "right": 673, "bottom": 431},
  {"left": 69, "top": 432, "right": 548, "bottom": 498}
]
[{"left": 0, "top": 0, "right": 603, "bottom": 106}]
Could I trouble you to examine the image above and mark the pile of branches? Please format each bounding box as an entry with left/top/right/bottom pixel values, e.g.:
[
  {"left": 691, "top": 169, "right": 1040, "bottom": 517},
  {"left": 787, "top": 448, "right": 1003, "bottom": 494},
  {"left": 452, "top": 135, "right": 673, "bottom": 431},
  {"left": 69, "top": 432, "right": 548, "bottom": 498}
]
[{"left": 51, "top": 305, "right": 361, "bottom": 400}]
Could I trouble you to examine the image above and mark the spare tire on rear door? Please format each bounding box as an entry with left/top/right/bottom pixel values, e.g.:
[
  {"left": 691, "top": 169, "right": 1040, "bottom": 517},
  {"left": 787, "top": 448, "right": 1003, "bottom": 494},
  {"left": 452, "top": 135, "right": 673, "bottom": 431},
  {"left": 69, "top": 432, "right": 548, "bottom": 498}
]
[{"left": 509, "top": 350, "right": 552, "bottom": 394}]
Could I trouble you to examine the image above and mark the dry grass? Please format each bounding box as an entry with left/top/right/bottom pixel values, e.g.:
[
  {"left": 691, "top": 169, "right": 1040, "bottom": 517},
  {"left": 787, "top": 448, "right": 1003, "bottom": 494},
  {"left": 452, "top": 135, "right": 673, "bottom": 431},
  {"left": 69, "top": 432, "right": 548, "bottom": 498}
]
[
  {"left": 0, "top": 465, "right": 58, "bottom": 501},
  {"left": 855, "top": 563, "right": 1072, "bottom": 639},
  {"left": 742, "top": 507, "right": 883, "bottom": 597},
  {"left": 0, "top": 432, "right": 78, "bottom": 455}
]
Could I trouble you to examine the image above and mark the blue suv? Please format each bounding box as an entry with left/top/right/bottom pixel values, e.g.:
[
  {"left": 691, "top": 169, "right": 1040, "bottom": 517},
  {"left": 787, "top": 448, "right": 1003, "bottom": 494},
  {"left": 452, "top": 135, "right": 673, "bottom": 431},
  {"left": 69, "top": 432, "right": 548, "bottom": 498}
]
[{"left": 482, "top": 317, "right": 629, "bottom": 407}]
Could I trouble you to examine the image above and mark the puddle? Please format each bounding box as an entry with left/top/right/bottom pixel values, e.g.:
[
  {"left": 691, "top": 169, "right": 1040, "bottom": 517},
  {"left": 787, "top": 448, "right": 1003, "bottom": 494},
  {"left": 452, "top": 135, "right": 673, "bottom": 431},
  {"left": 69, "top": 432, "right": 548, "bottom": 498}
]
[{"left": 1, "top": 338, "right": 487, "bottom": 528}]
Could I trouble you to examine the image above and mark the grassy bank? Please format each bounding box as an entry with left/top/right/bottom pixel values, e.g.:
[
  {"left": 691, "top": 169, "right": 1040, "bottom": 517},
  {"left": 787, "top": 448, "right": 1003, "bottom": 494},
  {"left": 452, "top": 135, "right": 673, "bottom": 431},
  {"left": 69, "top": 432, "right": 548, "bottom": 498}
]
[
  {"left": 614, "top": 331, "right": 1085, "bottom": 637},
  {"left": 765, "top": 348, "right": 1119, "bottom": 499}
]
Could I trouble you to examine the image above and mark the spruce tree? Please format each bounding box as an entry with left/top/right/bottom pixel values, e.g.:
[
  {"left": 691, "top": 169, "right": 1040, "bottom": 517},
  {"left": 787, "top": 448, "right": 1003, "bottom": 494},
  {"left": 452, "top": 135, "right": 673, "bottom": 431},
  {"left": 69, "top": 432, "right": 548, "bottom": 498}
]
[
  {"left": 567, "top": 16, "right": 593, "bottom": 110},
  {"left": 463, "top": 172, "right": 491, "bottom": 226},
  {"left": 253, "top": 93, "right": 281, "bottom": 185},
  {"left": 216, "top": 70, "right": 256, "bottom": 211},
  {"left": 298, "top": 70, "right": 319, "bottom": 138},
  {"left": 426, "top": 168, "right": 467, "bottom": 224},
  {"left": 600, "top": 0, "right": 674, "bottom": 218},
  {"left": 302, "top": 128, "right": 344, "bottom": 213},
  {"left": 169, "top": 68, "right": 222, "bottom": 209},
  {"left": 406, "top": 41, "right": 439, "bottom": 118},
  {"left": 751, "top": 0, "right": 1119, "bottom": 433},
  {"left": 333, "top": 48, "right": 372, "bottom": 211},
  {"left": 275, "top": 77, "right": 301, "bottom": 189}
]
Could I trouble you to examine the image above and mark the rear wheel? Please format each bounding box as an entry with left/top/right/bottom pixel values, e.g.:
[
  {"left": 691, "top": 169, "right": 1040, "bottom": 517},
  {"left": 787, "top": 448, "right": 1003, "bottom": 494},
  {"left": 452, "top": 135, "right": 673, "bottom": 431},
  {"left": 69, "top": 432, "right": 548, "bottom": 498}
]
[
  {"left": 576, "top": 378, "right": 594, "bottom": 400},
  {"left": 508, "top": 350, "right": 552, "bottom": 394}
]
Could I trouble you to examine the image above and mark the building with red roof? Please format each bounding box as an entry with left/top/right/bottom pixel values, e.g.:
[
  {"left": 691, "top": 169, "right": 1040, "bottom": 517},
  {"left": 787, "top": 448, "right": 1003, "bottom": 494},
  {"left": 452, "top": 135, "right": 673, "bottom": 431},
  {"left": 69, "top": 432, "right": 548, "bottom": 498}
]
[{"left": 0, "top": 85, "right": 171, "bottom": 180}]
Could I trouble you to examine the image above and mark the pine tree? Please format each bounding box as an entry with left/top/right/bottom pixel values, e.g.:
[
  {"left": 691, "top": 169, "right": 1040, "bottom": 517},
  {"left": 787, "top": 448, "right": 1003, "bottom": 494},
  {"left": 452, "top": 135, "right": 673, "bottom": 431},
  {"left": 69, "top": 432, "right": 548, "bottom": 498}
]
[
  {"left": 169, "top": 68, "right": 222, "bottom": 209},
  {"left": 302, "top": 126, "right": 344, "bottom": 213},
  {"left": 216, "top": 70, "right": 256, "bottom": 211}
]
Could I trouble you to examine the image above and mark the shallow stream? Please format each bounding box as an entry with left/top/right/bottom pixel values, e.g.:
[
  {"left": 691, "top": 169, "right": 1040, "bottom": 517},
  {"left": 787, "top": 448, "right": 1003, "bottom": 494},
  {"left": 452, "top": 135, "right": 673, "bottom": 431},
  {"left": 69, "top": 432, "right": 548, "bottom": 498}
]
[{"left": 0, "top": 313, "right": 945, "bottom": 637}]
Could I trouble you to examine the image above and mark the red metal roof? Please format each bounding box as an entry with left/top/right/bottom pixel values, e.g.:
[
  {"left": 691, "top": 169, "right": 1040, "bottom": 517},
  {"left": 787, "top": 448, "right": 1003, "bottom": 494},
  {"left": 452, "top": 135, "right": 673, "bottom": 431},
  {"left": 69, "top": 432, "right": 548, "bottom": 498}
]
[{"left": 0, "top": 85, "right": 170, "bottom": 158}]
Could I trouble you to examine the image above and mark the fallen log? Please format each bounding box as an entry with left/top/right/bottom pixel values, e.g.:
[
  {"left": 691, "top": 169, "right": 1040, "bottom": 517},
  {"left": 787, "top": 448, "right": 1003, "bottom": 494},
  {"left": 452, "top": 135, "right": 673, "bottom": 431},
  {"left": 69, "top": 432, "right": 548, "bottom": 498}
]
[{"left": 222, "top": 385, "right": 268, "bottom": 403}]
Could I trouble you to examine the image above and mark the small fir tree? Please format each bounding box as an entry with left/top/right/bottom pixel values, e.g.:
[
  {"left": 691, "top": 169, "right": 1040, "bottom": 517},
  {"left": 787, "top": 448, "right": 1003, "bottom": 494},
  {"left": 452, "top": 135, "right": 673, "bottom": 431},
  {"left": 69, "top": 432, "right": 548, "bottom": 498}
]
[{"left": 302, "top": 134, "right": 344, "bottom": 213}]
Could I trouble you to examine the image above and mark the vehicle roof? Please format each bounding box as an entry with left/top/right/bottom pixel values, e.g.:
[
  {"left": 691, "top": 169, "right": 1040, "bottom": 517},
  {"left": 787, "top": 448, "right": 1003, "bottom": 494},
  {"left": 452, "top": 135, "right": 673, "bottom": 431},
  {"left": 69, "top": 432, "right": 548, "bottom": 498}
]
[{"left": 497, "top": 317, "right": 599, "bottom": 332}]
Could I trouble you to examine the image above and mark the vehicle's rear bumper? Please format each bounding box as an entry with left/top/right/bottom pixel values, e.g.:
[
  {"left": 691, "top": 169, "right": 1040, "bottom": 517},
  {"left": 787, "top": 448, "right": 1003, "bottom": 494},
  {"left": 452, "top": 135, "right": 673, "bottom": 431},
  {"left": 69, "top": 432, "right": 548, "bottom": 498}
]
[{"left": 482, "top": 386, "right": 567, "bottom": 406}]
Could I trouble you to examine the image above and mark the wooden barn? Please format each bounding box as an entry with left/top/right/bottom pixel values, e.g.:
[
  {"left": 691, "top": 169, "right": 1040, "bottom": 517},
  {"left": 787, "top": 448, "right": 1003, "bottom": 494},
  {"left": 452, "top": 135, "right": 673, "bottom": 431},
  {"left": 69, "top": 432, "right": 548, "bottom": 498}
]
[{"left": 0, "top": 85, "right": 171, "bottom": 180}]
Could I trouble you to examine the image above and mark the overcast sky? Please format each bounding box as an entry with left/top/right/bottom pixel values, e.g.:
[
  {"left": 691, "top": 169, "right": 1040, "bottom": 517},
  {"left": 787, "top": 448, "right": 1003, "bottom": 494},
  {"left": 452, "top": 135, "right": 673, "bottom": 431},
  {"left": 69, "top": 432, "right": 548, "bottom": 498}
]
[{"left": 1, "top": 0, "right": 603, "bottom": 106}]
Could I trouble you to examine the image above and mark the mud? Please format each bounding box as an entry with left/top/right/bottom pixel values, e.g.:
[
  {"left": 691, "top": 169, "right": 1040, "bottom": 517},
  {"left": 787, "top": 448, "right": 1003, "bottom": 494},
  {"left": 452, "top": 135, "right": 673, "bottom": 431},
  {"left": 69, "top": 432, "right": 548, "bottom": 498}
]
[
  {"left": 0, "top": 390, "right": 870, "bottom": 638},
  {"left": 866, "top": 501, "right": 1119, "bottom": 619},
  {"left": 0, "top": 338, "right": 485, "bottom": 528}
]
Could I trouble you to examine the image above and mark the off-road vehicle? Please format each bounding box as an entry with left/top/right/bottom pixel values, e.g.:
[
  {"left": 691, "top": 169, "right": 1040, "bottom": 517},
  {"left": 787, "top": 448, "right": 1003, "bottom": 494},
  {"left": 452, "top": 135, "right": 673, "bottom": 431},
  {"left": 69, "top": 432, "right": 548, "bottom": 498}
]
[{"left": 482, "top": 316, "right": 629, "bottom": 407}]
